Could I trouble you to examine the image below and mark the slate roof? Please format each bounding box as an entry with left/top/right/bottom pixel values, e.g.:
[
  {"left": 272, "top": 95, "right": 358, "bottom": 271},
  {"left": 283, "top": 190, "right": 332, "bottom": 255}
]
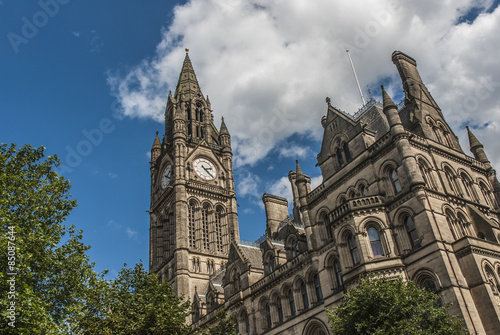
[{"left": 237, "top": 243, "right": 263, "bottom": 269}]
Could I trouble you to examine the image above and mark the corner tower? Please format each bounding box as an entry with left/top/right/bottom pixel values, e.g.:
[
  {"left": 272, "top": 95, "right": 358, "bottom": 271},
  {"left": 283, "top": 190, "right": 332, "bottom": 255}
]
[{"left": 149, "top": 49, "right": 239, "bottom": 302}]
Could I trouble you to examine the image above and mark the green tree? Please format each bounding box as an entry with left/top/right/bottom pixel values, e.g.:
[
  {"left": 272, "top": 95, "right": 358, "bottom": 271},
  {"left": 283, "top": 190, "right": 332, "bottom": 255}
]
[
  {"left": 0, "top": 143, "right": 96, "bottom": 334},
  {"left": 198, "top": 309, "right": 237, "bottom": 335},
  {"left": 327, "top": 276, "right": 467, "bottom": 335},
  {"left": 74, "top": 262, "right": 192, "bottom": 335}
]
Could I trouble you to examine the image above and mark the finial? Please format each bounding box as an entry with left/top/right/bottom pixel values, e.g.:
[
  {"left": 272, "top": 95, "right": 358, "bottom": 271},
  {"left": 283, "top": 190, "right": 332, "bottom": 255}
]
[
  {"left": 185, "top": 48, "right": 189, "bottom": 53},
  {"left": 326, "top": 97, "right": 331, "bottom": 106},
  {"left": 381, "top": 85, "right": 384, "bottom": 90},
  {"left": 221, "top": 116, "right": 224, "bottom": 122},
  {"left": 156, "top": 130, "right": 158, "bottom": 135}
]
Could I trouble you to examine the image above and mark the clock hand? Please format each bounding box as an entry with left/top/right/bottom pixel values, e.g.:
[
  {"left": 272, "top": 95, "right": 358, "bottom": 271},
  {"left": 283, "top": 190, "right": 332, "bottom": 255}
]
[{"left": 202, "top": 166, "right": 214, "bottom": 178}]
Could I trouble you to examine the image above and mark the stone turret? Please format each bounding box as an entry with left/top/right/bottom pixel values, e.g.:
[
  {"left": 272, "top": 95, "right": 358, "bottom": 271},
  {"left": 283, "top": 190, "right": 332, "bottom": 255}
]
[
  {"left": 262, "top": 194, "right": 288, "bottom": 238},
  {"left": 294, "top": 160, "right": 315, "bottom": 249}
]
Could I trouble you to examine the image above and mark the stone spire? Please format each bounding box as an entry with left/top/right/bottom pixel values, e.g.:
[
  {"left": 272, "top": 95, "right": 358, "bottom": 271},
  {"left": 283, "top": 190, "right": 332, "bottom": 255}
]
[
  {"left": 467, "top": 126, "right": 484, "bottom": 150},
  {"left": 151, "top": 131, "right": 161, "bottom": 162},
  {"left": 220, "top": 117, "right": 229, "bottom": 135},
  {"left": 382, "top": 85, "right": 397, "bottom": 110},
  {"left": 466, "top": 126, "right": 491, "bottom": 168},
  {"left": 219, "top": 117, "right": 231, "bottom": 149},
  {"left": 295, "top": 160, "right": 306, "bottom": 182},
  {"left": 381, "top": 85, "right": 404, "bottom": 136},
  {"left": 173, "top": 48, "right": 204, "bottom": 101}
]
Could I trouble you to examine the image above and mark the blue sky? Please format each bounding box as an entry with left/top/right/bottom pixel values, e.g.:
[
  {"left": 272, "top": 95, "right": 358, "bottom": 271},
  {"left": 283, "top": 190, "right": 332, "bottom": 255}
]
[{"left": 2, "top": 0, "right": 500, "bottom": 277}]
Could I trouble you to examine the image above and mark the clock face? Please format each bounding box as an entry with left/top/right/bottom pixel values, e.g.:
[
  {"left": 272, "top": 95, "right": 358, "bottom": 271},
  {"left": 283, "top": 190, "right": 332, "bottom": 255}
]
[
  {"left": 161, "top": 165, "right": 172, "bottom": 189},
  {"left": 193, "top": 158, "right": 216, "bottom": 180}
]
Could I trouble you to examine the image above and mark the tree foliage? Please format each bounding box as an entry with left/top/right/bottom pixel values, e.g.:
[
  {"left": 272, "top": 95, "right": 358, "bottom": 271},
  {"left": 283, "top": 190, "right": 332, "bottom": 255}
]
[
  {"left": 74, "top": 262, "right": 192, "bottom": 335},
  {"left": 197, "top": 309, "right": 237, "bottom": 335},
  {"left": 0, "top": 143, "right": 96, "bottom": 334},
  {"left": 327, "top": 276, "right": 467, "bottom": 335},
  {"left": 0, "top": 143, "right": 235, "bottom": 334}
]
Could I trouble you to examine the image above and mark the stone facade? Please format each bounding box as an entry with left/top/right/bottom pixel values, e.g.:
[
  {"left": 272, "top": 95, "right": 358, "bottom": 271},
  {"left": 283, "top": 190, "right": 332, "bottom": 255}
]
[{"left": 150, "top": 50, "right": 500, "bottom": 335}]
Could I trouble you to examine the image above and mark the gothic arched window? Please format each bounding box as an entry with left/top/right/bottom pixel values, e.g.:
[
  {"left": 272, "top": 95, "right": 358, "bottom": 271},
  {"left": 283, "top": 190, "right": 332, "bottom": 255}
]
[
  {"left": 313, "top": 273, "right": 323, "bottom": 301},
  {"left": 265, "top": 252, "right": 276, "bottom": 274},
  {"left": 347, "top": 234, "right": 360, "bottom": 265},
  {"left": 460, "top": 173, "right": 478, "bottom": 202},
  {"left": 288, "top": 287, "right": 296, "bottom": 316},
  {"left": 404, "top": 215, "right": 419, "bottom": 248},
  {"left": 215, "top": 206, "right": 224, "bottom": 252},
  {"left": 289, "top": 236, "right": 300, "bottom": 259},
  {"left": 336, "top": 147, "right": 344, "bottom": 167},
  {"left": 344, "top": 142, "right": 352, "bottom": 162},
  {"left": 458, "top": 213, "right": 473, "bottom": 237},
  {"left": 480, "top": 181, "right": 497, "bottom": 209},
  {"left": 300, "top": 280, "right": 309, "bottom": 309},
  {"left": 368, "top": 227, "right": 384, "bottom": 257},
  {"left": 202, "top": 203, "right": 210, "bottom": 250},
  {"left": 244, "top": 312, "right": 250, "bottom": 334},
  {"left": 418, "top": 159, "right": 435, "bottom": 190},
  {"left": 389, "top": 168, "right": 402, "bottom": 194},
  {"left": 359, "top": 184, "right": 368, "bottom": 197},
  {"left": 231, "top": 266, "right": 241, "bottom": 293},
  {"left": 188, "top": 201, "right": 196, "bottom": 248},
  {"left": 318, "top": 212, "right": 332, "bottom": 242},
  {"left": 275, "top": 295, "right": 283, "bottom": 323},
  {"left": 446, "top": 210, "right": 462, "bottom": 240},
  {"left": 265, "top": 302, "right": 272, "bottom": 330},
  {"left": 444, "top": 167, "right": 461, "bottom": 196},
  {"left": 334, "top": 259, "right": 343, "bottom": 288}
]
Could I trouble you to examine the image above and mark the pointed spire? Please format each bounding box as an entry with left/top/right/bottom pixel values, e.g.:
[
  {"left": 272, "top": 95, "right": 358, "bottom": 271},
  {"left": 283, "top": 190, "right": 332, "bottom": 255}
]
[
  {"left": 151, "top": 131, "right": 161, "bottom": 162},
  {"left": 296, "top": 160, "right": 306, "bottom": 182},
  {"left": 466, "top": 126, "right": 490, "bottom": 166},
  {"left": 381, "top": 85, "right": 397, "bottom": 111},
  {"left": 173, "top": 48, "right": 203, "bottom": 101},
  {"left": 220, "top": 117, "right": 229, "bottom": 135},
  {"left": 152, "top": 131, "right": 161, "bottom": 149},
  {"left": 466, "top": 126, "right": 483, "bottom": 150}
]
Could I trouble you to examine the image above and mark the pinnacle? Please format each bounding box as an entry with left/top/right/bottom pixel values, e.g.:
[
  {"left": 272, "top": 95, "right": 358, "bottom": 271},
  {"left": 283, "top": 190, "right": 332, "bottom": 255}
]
[
  {"left": 381, "top": 85, "right": 397, "bottom": 111},
  {"left": 152, "top": 131, "right": 161, "bottom": 149},
  {"left": 173, "top": 50, "right": 203, "bottom": 101},
  {"left": 466, "top": 126, "right": 483, "bottom": 149},
  {"left": 296, "top": 160, "right": 305, "bottom": 181},
  {"left": 220, "top": 117, "right": 229, "bottom": 135}
]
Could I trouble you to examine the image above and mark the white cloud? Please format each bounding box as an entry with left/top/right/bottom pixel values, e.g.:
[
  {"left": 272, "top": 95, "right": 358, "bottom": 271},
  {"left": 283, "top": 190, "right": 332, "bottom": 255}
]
[
  {"left": 126, "top": 227, "right": 139, "bottom": 240},
  {"left": 236, "top": 171, "right": 262, "bottom": 199},
  {"left": 268, "top": 174, "right": 323, "bottom": 206},
  {"left": 107, "top": 219, "right": 121, "bottom": 229},
  {"left": 278, "top": 142, "right": 311, "bottom": 159},
  {"left": 89, "top": 30, "right": 103, "bottom": 52},
  {"left": 72, "top": 31, "right": 81, "bottom": 37},
  {"left": 108, "top": 0, "right": 500, "bottom": 168},
  {"left": 242, "top": 208, "right": 255, "bottom": 214},
  {"left": 108, "top": 172, "right": 118, "bottom": 179},
  {"left": 268, "top": 176, "right": 293, "bottom": 203},
  {"left": 310, "top": 175, "right": 323, "bottom": 190}
]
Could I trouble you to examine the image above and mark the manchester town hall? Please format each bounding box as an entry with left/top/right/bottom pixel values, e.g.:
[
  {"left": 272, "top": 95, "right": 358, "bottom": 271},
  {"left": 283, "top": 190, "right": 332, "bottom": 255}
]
[{"left": 149, "top": 49, "right": 500, "bottom": 334}]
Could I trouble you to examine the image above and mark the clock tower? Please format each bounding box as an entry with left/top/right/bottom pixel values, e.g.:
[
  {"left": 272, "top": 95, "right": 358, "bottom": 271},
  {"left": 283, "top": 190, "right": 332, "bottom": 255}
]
[{"left": 149, "top": 49, "right": 239, "bottom": 301}]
